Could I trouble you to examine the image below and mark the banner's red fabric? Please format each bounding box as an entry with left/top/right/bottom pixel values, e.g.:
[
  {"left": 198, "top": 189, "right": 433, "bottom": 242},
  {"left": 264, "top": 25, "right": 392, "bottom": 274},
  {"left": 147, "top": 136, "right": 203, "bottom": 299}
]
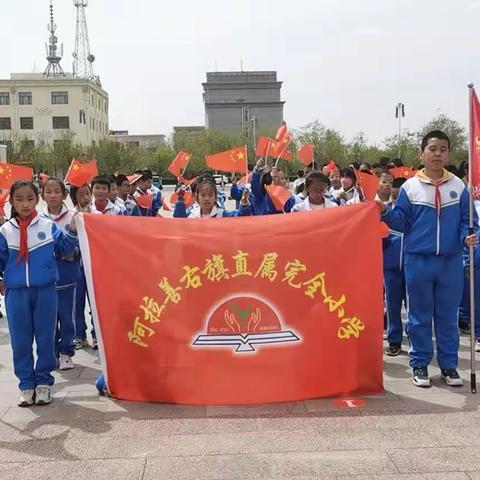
[{"left": 78, "top": 203, "right": 384, "bottom": 404}]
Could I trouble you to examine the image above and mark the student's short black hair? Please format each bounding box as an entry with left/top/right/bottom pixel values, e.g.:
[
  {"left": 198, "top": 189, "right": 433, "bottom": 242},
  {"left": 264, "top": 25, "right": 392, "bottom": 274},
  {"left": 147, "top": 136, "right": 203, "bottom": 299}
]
[
  {"left": 41, "top": 177, "right": 67, "bottom": 196},
  {"left": 135, "top": 169, "right": 153, "bottom": 182},
  {"left": 69, "top": 183, "right": 92, "bottom": 206},
  {"left": 421, "top": 130, "right": 451, "bottom": 152},
  {"left": 378, "top": 156, "right": 391, "bottom": 169},
  {"left": 458, "top": 160, "right": 468, "bottom": 179},
  {"left": 91, "top": 175, "right": 111, "bottom": 190},
  {"left": 195, "top": 177, "right": 217, "bottom": 197},
  {"left": 392, "top": 177, "right": 407, "bottom": 189},
  {"left": 297, "top": 170, "right": 304, "bottom": 177},
  {"left": 10, "top": 180, "right": 39, "bottom": 219},
  {"left": 115, "top": 174, "right": 128, "bottom": 186},
  {"left": 341, "top": 166, "right": 356, "bottom": 181},
  {"left": 392, "top": 157, "right": 404, "bottom": 167},
  {"left": 305, "top": 171, "right": 330, "bottom": 189},
  {"left": 296, "top": 183, "right": 305, "bottom": 195},
  {"left": 350, "top": 161, "right": 360, "bottom": 170}
]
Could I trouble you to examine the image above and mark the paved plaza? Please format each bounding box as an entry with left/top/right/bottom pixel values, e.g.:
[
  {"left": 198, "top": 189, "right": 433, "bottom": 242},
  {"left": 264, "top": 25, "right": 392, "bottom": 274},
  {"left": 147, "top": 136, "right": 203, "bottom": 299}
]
[{"left": 0, "top": 310, "right": 480, "bottom": 480}]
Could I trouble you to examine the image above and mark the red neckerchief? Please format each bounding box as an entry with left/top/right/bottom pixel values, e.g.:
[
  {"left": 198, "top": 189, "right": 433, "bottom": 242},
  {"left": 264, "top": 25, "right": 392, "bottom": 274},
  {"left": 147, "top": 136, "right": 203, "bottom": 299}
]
[
  {"left": 95, "top": 200, "right": 107, "bottom": 214},
  {"left": 17, "top": 211, "right": 38, "bottom": 264}
]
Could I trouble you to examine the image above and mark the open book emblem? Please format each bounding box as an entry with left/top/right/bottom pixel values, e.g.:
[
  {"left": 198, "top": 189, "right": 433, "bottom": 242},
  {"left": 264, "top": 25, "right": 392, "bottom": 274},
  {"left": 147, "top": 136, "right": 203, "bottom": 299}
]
[{"left": 192, "top": 295, "right": 301, "bottom": 353}]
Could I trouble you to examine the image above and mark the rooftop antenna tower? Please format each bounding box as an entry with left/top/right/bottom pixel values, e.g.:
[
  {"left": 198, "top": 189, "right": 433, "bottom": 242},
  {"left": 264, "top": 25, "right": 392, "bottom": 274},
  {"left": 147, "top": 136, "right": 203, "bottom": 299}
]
[
  {"left": 44, "top": 1, "right": 65, "bottom": 78},
  {"left": 72, "top": 0, "right": 95, "bottom": 79}
]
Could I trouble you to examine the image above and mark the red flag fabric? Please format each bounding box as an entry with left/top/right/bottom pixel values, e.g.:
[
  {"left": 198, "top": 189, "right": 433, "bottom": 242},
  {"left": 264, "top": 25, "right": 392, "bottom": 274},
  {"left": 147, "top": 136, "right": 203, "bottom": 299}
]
[
  {"left": 238, "top": 173, "right": 252, "bottom": 185},
  {"left": 0, "top": 191, "right": 8, "bottom": 217},
  {"left": 275, "top": 124, "right": 288, "bottom": 142},
  {"left": 136, "top": 194, "right": 153, "bottom": 210},
  {"left": 265, "top": 184, "right": 292, "bottom": 211},
  {"left": 76, "top": 203, "right": 383, "bottom": 404},
  {"left": 255, "top": 136, "right": 292, "bottom": 161},
  {"left": 168, "top": 151, "right": 192, "bottom": 178},
  {"left": 297, "top": 144, "right": 314, "bottom": 167},
  {"left": 471, "top": 87, "right": 480, "bottom": 189},
  {"left": 127, "top": 173, "right": 142, "bottom": 185},
  {"left": 39, "top": 173, "right": 49, "bottom": 183},
  {"left": 170, "top": 191, "right": 194, "bottom": 208},
  {"left": 65, "top": 159, "right": 98, "bottom": 187},
  {"left": 324, "top": 161, "right": 339, "bottom": 174},
  {"left": 179, "top": 175, "right": 198, "bottom": 186},
  {"left": 206, "top": 147, "right": 247, "bottom": 173},
  {"left": 0, "top": 163, "right": 33, "bottom": 190},
  {"left": 389, "top": 166, "right": 415, "bottom": 179},
  {"left": 354, "top": 169, "right": 380, "bottom": 201}
]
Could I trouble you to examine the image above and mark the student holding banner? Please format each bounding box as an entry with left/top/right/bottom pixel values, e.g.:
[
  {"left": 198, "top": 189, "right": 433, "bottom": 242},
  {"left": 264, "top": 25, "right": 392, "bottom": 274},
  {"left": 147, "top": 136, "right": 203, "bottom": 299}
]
[{"left": 379, "top": 131, "right": 478, "bottom": 388}]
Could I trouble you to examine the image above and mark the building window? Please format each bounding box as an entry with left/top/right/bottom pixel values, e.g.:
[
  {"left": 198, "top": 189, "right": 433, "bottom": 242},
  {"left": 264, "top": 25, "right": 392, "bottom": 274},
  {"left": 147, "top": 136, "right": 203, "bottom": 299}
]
[
  {"left": 51, "top": 91, "right": 69, "bottom": 105},
  {"left": 20, "top": 140, "right": 35, "bottom": 150},
  {"left": 104, "top": 102, "right": 107, "bottom": 114},
  {"left": 91, "top": 94, "right": 94, "bottom": 107},
  {"left": 18, "top": 92, "right": 32, "bottom": 105},
  {"left": 79, "top": 110, "right": 86, "bottom": 124},
  {"left": 0, "top": 118, "right": 11, "bottom": 130},
  {"left": 241, "top": 106, "right": 250, "bottom": 123},
  {"left": 20, "top": 117, "right": 34, "bottom": 130},
  {"left": 0, "top": 93, "right": 10, "bottom": 105},
  {"left": 52, "top": 116, "right": 70, "bottom": 129}
]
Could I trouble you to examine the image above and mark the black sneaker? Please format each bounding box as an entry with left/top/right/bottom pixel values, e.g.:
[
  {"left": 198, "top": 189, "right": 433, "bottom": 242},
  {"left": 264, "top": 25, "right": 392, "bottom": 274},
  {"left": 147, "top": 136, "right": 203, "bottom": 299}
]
[
  {"left": 384, "top": 344, "right": 402, "bottom": 357},
  {"left": 441, "top": 368, "right": 463, "bottom": 387},
  {"left": 412, "top": 366, "right": 430, "bottom": 388}
]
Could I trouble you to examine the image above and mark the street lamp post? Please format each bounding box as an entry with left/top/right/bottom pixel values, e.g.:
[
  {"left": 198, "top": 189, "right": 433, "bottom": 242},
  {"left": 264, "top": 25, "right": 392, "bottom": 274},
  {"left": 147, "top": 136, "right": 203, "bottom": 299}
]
[{"left": 395, "top": 102, "right": 405, "bottom": 158}]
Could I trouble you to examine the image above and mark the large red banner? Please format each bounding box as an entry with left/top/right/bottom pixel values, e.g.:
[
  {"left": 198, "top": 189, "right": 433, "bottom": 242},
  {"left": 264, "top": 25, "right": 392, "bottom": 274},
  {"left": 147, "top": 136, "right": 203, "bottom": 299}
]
[{"left": 77, "top": 203, "right": 384, "bottom": 404}]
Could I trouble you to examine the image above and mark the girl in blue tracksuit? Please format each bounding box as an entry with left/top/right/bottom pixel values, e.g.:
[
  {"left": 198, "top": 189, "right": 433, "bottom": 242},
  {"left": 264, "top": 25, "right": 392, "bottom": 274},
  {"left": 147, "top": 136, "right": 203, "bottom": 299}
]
[
  {"left": 174, "top": 176, "right": 252, "bottom": 218},
  {"left": 40, "top": 178, "right": 80, "bottom": 371},
  {"left": 251, "top": 162, "right": 295, "bottom": 215},
  {"left": 0, "top": 180, "right": 78, "bottom": 407},
  {"left": 380, "top": 131, "right": 478, "bottom": 388}
]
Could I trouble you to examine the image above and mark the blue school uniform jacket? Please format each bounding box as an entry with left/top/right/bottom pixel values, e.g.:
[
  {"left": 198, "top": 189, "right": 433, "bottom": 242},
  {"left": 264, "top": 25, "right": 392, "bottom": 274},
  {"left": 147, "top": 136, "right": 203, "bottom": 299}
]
[
  {"left": 382, "top": 170, "right": 474, "bottom": 256},
  {"left": 0, "top": 215, "right": 78, "bottom": 289},
  {"left": 251, "top": 168, "right": 295, "bottom": 215},
  {"left": 40, "top": 205, "right": 80, "bottom": 287}
]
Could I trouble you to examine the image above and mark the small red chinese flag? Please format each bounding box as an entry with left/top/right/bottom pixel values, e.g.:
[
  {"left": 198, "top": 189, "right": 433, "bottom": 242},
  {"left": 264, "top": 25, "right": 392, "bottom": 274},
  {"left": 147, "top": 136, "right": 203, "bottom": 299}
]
[
  {"left": 265, "top": 184, "right": 291, "bottom": 211},
  {"left": 255, "top": 137, "right": 292, "bottom": 161},
  {"left": 206, "top": 147, "right": 247, "bottom": 173},
  {"left": 136, "top": 194, "right": 153, "bottom": 210},
  {"left": 168, "top": 151, "right": 192, "bottom": 178},
  {"left": 354, "top": 169, "right": 380, "bottom": 201},
  {"left": 297, "top": 144, "right": 314, "bottom": 167},
  {"left": 275, "top": 124, "right": 289, "bottom": 142},
  {"left": 324, "top": 161, "right": 339, "bottom": 174},
  {"left": 65, "top": 159, "right": 98, "bottom": 187},
  {"left": 0, "top": 191, "right": 9, "bottom": 217},
  {"left": 39, "top": 173, "right": 49, "bottom": 183},
  {"left": 471, "top": 87, "right": 480, "bottom": 189},
  {"left": 179, "top": 175, "right": 198, "bottom": 186},
  {"left": 389, "top": 166, "right": 415, "bottom": 179},
  {"left": 0, "top": 163, "right": 33, "bottom": 190},
  {"left": 170, "top": 191, "right": 194, "bottom": 208}
]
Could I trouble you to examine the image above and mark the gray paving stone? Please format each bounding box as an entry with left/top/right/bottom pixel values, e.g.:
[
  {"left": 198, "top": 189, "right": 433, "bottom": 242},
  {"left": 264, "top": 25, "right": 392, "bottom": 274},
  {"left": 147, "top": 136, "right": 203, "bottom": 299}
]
[
  {"left": 337, "top": 474, "right": 470, "bottom": 480},
  {"left": 0, "top": 459, "right": 146, "bottom": 480}
]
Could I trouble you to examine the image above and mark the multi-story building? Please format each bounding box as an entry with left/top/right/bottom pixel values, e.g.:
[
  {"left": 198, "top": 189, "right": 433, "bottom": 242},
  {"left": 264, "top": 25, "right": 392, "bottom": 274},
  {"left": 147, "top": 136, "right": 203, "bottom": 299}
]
[
  {"left": 0, "top": 73, "right": 109, "bottom": 150},
  {"left": 109, "top": 131, "right": 166, "bottom": 149},
  {"left": 202, "top": 71, "right": 284, "bottom": 136}
]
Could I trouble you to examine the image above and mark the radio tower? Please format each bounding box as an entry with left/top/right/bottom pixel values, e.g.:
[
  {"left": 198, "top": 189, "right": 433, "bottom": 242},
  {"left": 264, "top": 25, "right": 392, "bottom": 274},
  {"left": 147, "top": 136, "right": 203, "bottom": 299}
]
[
  {"left": 44, "top": 1, "right": 65, "bottom": 78},
  {"left": 72, "top": 0, "right": 96, "bottom": 79}
]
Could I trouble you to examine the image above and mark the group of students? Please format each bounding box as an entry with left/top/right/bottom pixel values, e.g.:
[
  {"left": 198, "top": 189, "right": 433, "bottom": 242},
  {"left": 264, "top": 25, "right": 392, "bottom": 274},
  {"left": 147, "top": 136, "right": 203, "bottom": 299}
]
[{"left": 1, "top": 129, "right": 479, "bottom": 407}]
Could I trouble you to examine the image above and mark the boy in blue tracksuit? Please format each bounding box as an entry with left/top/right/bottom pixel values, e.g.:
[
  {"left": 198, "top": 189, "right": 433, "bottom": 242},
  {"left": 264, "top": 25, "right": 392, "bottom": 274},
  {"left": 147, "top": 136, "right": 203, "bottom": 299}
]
[
  {"left": 40, "top": 178, "right": 80, "bottom": 371},
  {"left": 134, "top": 170, "right": 161, "bottom": 217},
  {"left": 1, "top": 180, "right": 78, "bottom": 407},
  {"left": 251, "top": 160, "right": 295, "bottom": 215},
  {"left": 383, "top": 177, "right": 407, "bottom": 357},
  {"left": 379, "top": 131, "right": 478, "bottom": 388}
]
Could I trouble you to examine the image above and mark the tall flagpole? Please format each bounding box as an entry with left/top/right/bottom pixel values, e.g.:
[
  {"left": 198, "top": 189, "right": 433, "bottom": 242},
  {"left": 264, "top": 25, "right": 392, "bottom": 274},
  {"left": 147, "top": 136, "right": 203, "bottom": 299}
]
[{"left": 468, "top": 82, "right": 477, "bottom": 394}]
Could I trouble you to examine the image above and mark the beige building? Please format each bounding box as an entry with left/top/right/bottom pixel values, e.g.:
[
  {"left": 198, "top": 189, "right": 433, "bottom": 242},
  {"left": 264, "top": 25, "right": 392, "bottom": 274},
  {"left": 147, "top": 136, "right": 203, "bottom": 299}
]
[
  {"left": 0, "top": 73, "right": 109, "bottom": 149},
  {"left": 108, "top": 131, "right": 166, "bottom": 149}
]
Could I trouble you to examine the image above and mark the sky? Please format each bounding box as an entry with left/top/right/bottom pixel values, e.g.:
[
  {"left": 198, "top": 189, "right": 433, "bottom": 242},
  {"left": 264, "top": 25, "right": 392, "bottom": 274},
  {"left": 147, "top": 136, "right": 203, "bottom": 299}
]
[{"left": 2, "top": 0, "right": 480, "bottom": 145}]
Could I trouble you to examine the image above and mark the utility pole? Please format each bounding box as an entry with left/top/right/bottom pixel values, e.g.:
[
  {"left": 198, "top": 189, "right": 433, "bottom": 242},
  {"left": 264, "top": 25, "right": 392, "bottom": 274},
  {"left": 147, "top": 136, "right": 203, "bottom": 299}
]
[{"left": 395, "top": 102, "right": 405, "bottom": 158}]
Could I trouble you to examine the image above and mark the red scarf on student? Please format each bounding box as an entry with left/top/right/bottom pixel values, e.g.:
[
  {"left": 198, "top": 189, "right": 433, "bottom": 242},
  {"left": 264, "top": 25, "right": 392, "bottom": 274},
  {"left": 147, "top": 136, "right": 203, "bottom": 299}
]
[{"left": 17, "top": 211, "right": 38, "bottom": 264}]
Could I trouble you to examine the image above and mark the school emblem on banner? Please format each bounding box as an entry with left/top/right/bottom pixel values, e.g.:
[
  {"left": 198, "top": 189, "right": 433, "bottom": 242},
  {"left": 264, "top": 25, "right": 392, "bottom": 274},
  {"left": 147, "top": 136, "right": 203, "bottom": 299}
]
[{"left": 192, "top": 295, "right": 300, "bottom": 352}]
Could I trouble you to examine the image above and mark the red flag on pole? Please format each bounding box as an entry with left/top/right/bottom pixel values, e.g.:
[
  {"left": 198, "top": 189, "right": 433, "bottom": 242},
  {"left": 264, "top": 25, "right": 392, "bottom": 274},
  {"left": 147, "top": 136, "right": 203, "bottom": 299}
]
[
  {"left": 297, "top": 144, "right": 314, "bottom": 167},
  {"left": 470, "top": 87, "right": 480, "bottom": 189},
  {"left": 65, "top": 159, "right": 98, "bottom": 187},
  {"left": 265, "top": 184, "right": 291, "bottom": 211},
  {"left": 354, "top": 169, "right": 380, "bottom": 201},
  {"left": 168, "top": 151, "right": 192, "bottom": 178},
  {"left": 275, "top": 124, "right": 289, "bottom": 142},
  {"left": 255, "top": 137, "right": 292, "bottom": 161},
  {"left": 389, "top": 166, "right": 415, "bottom": 179},
  {"left": 206, "top": 147, "right": 247, "bottom": 173},
  {"left": 0, "top": 163, "right": 33, "bottom": 190}
]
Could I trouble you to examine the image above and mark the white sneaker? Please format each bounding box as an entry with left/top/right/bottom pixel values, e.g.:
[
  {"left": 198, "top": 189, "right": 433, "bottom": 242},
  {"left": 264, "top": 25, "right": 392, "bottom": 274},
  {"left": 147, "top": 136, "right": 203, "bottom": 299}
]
[
  {"left": 35, "top": 385, "right": 52, "bottom": 405},
  {"left": 476, "top": 339, "right": 480, "bottom": 353},
  {"left": 74, "top": 338, "right": 88, "bottom": 350},
  {"left": 59, "top": 354, "right": 75, "bottom": 371},
  {"left": 17, "top": 389, "right": 35, "bottom": 407}
]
